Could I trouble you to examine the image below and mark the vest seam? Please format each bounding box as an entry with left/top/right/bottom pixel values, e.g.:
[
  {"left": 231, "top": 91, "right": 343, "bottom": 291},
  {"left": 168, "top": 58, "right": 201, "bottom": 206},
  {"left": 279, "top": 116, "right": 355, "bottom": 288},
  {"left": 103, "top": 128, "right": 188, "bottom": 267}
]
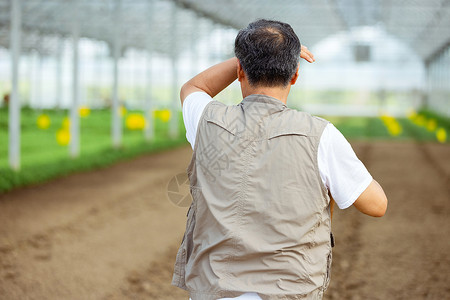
[
  {"left": 311, "top": 125, "right": 330, "bottom": 202},
  {"left": 224, "top": 139, "right": 254, "bottom": 283},
  {"left": 310, "top": 121, "right": 333, "bottom": 292},
  {"left": 193, "top": 100, "right": 217, "bottom": 153},
  {"left": 187, "top": 101, "right": 217, "bottom": 178}
]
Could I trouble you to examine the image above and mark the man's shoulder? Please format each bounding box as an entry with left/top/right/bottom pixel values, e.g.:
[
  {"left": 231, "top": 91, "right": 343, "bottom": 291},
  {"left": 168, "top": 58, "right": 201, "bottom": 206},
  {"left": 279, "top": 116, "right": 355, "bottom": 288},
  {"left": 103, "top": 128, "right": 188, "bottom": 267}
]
[
  {"left": 202, "top": 100, "right": 238, "bottom": 119},
  {"left": 279, "top": 108, "right": 330, "bottom": 136},
  {"left": 311, "top": 115, "right": 330, "bottom": 124},
  {"left": 206, "top": 100, "right": 227, "bottom": 110},
  {"left": 284, "top": 107, "right": 329, "bottom": 123}
]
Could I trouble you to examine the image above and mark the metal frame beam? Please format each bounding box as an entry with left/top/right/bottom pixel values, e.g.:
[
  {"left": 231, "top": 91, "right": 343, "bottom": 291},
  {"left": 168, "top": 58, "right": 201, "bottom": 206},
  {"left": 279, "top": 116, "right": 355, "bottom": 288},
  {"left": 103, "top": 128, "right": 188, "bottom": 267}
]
[
  {"left": 169, "top": 3, "right": 180, "bottom": 139},
  {"left": 69, "top": 0, "right": 80, "bottom": 157},
  {"left": 8, "top": 0, "right": 21, "bottom": 171},
  {"left": 111, "top": 0, "right": 122, "bottom": 148},
  {"left": 170, "top": 0, "right": 238, "bottom": 29}
]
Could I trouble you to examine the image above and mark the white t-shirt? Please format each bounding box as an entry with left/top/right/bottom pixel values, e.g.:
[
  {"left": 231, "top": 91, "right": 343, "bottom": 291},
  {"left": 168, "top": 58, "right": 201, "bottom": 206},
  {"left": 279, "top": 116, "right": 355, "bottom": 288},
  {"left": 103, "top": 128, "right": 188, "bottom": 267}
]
[{"left": 183, "top": 92, "right": 372, "bottom": 300}]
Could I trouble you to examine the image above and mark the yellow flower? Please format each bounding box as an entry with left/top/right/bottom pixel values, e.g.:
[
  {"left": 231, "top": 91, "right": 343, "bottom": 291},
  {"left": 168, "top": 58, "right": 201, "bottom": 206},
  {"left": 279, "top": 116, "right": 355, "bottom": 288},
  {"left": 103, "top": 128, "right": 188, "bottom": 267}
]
[
  {"left": 125, "top": 113, "right": 146, "bottom": 130},
  {"left": 37, "top": 114, "right": 51, "bottom": 129},
  {"left": 380, "top": 114, "right": 402, "bottom": 136},
  {"left": 436, "top": 128, "right": 447, "bottom": 143},
  {"left": 56, "top": 129, "right": 70, "bottom": 146},
  {"left": 152, "top": 109, "right": 171, "bottom": 122},
  {"left": 426, "top": 119, "right": 437, "bottom": 132},
  {"left": 388, "top": 122, "right": 402, "bottom": 136},
  {"left": 159, "top": 109, "right": 171, "bottom": 123},
  {"left": 414, "top": 115, "right": 426, "bottom": 127},
  {"left": 79, "top": 106, "right": 90, "bottom": 117}
]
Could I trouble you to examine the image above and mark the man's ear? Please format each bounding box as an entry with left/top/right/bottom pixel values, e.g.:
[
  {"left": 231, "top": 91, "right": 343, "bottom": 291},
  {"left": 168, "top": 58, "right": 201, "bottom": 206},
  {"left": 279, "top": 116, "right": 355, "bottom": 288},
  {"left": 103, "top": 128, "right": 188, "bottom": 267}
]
[
  {"left": 237, "top": 60, "right": 246, "bottom": 82},
  {"left": 290, "top": 66, "right": 300, "bottom": 85}
]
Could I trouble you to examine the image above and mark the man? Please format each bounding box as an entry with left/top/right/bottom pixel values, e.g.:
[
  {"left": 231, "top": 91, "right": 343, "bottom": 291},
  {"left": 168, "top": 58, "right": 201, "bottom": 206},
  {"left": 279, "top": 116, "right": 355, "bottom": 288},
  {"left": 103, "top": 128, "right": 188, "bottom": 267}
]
[{"left": 173, "top": 19, "right": 387, "bottom": 300}]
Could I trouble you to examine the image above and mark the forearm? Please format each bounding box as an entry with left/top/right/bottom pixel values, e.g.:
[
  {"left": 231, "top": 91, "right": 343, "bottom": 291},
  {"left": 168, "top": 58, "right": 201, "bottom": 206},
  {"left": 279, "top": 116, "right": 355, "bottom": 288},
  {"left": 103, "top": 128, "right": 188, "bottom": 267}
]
[{"left": 180, "top": 57, "right": 238, "bottom": 104}]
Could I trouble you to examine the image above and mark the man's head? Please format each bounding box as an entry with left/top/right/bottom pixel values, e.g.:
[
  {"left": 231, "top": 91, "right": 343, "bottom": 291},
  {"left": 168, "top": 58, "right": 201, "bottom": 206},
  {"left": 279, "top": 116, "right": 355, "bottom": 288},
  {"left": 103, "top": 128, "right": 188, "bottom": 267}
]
[{"left": 234, "top": 19, "right": 301, "bottom": 88}]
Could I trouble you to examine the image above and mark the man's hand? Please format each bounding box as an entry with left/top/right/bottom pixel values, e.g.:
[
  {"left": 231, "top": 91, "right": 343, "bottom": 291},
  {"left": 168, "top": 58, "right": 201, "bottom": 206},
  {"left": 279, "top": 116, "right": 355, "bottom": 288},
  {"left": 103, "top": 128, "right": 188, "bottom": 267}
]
[{"left": 300, "top": 45, "right": 315, "bottom": 63}]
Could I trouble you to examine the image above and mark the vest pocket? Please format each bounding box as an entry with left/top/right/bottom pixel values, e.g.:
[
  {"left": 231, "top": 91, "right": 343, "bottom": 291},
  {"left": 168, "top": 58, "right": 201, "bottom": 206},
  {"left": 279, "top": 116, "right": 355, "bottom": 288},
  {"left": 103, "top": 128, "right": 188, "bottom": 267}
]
[
  {"left": 268, "top": 130, "right": 308, "bottom": 140},
  {"left": 205, "top": 119, "right": 237, "bottom": 136}
]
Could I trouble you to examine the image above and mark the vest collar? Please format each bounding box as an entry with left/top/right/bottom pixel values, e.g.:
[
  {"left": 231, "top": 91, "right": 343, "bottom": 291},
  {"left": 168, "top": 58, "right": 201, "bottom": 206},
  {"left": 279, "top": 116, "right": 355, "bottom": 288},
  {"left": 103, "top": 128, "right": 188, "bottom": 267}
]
[{"left": 240, "top": 94, "right": 287, "bottom": 111}]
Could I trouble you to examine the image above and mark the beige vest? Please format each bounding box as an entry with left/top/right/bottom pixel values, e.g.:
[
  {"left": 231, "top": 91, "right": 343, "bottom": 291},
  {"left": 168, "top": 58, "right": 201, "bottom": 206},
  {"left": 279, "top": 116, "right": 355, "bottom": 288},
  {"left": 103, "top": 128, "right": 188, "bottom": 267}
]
[{"left": 173, "top": 94, "right": 332, "bottom": 300}]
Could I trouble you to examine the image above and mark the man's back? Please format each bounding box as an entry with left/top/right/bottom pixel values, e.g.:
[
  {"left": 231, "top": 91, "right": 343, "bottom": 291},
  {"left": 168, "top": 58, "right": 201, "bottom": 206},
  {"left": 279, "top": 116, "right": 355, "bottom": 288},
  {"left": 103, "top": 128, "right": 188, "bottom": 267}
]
[{"left": 173, "top": 94, "right": 333, "bottom": 299}]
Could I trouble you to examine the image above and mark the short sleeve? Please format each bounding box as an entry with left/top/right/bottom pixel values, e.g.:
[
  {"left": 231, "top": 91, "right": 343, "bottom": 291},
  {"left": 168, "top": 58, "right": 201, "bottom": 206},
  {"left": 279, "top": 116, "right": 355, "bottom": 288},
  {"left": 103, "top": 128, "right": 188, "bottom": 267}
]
[
  {"left": 317, "top": 124, "right": 373, "bottom": 209},
  {"left": 182, "top": 92, "right": 213, "bottom": 149}
]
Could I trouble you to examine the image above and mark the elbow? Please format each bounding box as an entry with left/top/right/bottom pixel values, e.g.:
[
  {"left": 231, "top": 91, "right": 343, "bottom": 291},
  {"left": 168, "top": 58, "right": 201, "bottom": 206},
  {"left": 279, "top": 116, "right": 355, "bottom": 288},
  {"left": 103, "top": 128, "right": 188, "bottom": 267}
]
[
  {"left": 180, "top": 82, "right": 189, "bottom": 104},
  {"left": 353, "top": 185, "right": 388, "bottom": 218},
  {"left": 372, "top": 196, "right": 388, "bottom": 217},
  {"left": 180, "top": 81, "right": 206, "bottom": 105},
  {"left": 372, "top": 209, "right": 386, "bottom": 218},
  {"left": 366, "top": 179, "right": 388, "bottom": 217}
]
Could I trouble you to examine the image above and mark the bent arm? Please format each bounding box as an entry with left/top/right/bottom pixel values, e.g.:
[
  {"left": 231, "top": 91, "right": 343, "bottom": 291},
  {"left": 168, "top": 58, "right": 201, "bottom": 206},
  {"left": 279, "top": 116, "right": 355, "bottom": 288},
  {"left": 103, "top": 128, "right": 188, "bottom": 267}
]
[
  {"left": 353, "top": 179, "right": 388, "bottom": 217},
  {"left": 180, "top": 45, "right": 316, "bottom": 105},
  {"left": 180, "top": 57, "right": 238, "bottom": 105}
]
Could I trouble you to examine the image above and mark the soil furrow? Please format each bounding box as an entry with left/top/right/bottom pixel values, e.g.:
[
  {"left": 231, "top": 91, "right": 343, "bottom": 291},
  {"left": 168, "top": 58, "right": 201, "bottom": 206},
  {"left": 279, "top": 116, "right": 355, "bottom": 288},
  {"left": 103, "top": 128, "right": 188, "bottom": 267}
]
[{"left": 1, "top": 142, "right": 449, "bottom": 300}]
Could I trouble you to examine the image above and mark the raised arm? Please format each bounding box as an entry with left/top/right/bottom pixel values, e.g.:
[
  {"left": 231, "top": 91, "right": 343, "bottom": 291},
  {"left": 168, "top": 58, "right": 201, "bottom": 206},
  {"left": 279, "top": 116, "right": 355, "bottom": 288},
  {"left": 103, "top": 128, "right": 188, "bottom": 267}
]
[
  {"left": 180, "top": 57, "right": 238, "bottom": 105},
  {"left": 180, "top": 45, "right": 315, "bottom": 105}
]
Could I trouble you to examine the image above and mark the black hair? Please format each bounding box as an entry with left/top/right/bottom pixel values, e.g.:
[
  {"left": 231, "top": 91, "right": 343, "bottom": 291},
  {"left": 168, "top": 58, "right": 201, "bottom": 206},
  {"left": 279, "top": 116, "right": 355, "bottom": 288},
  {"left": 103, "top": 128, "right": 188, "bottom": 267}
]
[{"left": 234, "top": 19, "right": 301, "bottom": 87}]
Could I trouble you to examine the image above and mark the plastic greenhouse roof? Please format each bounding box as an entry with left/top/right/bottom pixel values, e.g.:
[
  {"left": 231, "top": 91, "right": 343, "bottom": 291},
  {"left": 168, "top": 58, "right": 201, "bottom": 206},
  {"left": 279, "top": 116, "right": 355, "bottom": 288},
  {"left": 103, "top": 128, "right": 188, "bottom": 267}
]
[{"left": 0, "top": 0, "right": 449, "bottom": 63}]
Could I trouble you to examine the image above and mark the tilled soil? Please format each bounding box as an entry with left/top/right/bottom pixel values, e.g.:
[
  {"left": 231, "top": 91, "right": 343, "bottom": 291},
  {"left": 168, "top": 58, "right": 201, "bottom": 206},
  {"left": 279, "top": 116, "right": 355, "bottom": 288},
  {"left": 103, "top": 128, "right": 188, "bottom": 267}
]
[
  {"left": 0, "top": 142, "right": 449, "bottom": 300},
  {"left": 325, "top": 141, "right": 450, "bottom": 300}
]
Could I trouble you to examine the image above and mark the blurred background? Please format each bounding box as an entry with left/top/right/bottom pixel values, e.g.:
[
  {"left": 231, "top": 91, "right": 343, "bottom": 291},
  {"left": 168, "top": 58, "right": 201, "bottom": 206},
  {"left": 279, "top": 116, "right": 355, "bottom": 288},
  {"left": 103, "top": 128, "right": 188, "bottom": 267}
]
[
  {"left": 0, "top": 0, "right": 449, "bottom": 186},
  {"left": 0, "top": 1, "right": 449, "bottom": 299}
]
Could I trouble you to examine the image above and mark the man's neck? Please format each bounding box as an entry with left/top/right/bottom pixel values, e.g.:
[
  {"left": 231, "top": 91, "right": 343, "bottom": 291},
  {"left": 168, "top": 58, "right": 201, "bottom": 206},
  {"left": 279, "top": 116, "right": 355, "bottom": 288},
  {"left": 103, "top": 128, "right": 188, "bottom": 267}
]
[{"left": 241, "top": 84, "right": 291, "bottom": 105}]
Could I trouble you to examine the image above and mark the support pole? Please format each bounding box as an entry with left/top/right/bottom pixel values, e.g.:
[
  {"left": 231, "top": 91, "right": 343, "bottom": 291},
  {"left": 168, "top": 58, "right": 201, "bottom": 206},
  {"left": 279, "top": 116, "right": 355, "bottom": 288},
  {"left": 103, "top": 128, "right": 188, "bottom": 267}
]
[
  {"left": 144, "top": 53, "right": 154, "bottom": 141},
  {"left": 112, "top": 0, "right": 122, "bottom": 148},
  {"left": 170, "top": 56, "right": 179, "bottom": 138},
  {"left": 144, "top": 0, "right": 155, "bottom": 141},
  {"left": 9, "top": 0, "right": 21, "bottom": 171},
  {"left": 25, "top": 53, "right": 32, "bottom": 107},
  {"left": 56, "top": 38, "right": 64, "bottom": 109},
  {"left": 169, "top": 3, "right": 179, "bottom": 138},
  {"left": 423, "top": 62, "right": 430, "bottom": 110},
  {"left": 36, "top": 54, "right": 43, "bottom": 109},
  {"left": 30, "top": 52, "right": 38, "bottom": 107},
  {"left": 70, "top": 1, "right": 80, "bottom": 157}
]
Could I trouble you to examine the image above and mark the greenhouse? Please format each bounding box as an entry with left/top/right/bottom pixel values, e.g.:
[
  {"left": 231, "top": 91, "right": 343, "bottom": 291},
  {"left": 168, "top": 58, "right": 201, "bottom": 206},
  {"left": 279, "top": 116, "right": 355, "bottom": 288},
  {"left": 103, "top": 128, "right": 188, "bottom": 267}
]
[
  {"left": 0, "top": 1, "right": 449, "bottom": 299},
  {"left": 1, "top": 0, "right": 449, "bottom": 175}
]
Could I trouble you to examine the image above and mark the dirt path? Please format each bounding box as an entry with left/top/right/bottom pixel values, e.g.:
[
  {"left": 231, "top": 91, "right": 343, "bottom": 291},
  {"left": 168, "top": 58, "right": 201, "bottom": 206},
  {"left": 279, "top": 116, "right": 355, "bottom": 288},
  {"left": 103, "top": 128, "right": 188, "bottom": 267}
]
[
  {"left": 0, "top": 147, "right": 192, "bottom": 300},
  {"left": 0, "top": 142, "right": 449, "bottom": 300}
]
